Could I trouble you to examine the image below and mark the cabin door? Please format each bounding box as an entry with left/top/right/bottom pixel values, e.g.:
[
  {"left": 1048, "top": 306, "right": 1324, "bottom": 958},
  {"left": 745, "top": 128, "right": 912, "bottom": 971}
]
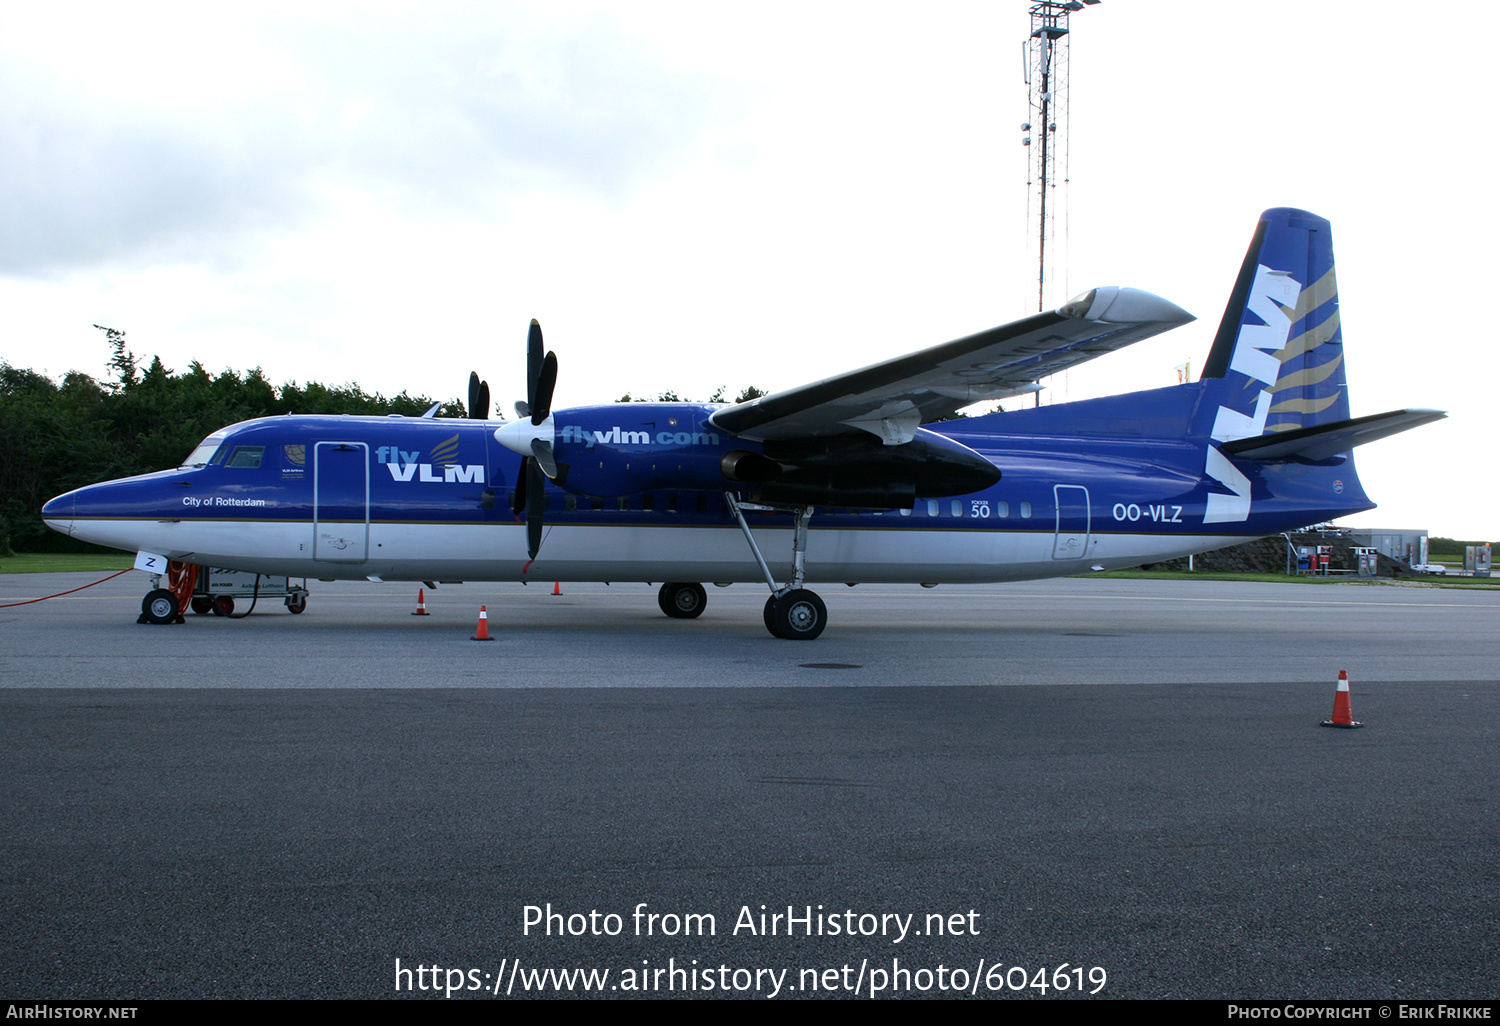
[
  {"left": 1051, "top": 484, "right": 1091, "bottom": 560},
  {"left": 313, "top": 441, "right": 370, "bottom": 563}
]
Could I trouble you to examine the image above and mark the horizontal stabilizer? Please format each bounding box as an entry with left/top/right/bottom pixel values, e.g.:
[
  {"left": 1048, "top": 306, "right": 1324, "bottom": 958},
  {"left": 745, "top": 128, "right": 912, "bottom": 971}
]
[{"left": 1220, "top": 408, "right": 1446, "bottom": 461}]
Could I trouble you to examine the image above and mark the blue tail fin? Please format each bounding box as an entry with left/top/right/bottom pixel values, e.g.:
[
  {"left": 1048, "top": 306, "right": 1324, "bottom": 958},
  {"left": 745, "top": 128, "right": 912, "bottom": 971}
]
[
  {"left": 1200, "top": 208, "right": 1349, "bottom": 435},
  {"left": 1194, "top": 209, "right": 1443, "bottom": 526}
]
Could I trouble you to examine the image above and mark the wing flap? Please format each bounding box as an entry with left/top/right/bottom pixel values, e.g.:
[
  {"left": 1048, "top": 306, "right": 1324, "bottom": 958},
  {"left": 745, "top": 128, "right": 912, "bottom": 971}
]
[{"left": 710, "top": 287, "right": 1193, "bottom": 442}]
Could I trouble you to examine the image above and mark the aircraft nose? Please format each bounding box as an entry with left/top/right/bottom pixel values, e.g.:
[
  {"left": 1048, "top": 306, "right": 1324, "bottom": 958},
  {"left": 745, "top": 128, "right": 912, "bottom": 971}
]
[{"left": 40, "top": 491, "right": 76, "bottom": 536}]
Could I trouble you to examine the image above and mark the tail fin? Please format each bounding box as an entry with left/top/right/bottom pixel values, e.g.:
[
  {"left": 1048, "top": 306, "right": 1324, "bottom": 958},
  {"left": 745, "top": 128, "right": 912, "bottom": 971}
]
[
  {"left": 1194, "top": 209, "right": 1444, "bottom": 525},
  {"left": 1200, "top": 207, "right": 1349, "bottom": 434}
]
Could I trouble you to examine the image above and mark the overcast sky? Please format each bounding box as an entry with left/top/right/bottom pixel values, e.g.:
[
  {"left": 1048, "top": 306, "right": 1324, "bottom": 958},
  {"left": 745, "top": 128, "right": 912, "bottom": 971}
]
[{"left": 2, "top": 2, "right": 1493, "bottom": 538}]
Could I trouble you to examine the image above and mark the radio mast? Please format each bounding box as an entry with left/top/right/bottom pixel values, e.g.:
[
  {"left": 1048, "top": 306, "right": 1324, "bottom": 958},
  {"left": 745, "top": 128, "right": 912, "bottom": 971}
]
[{"left": 1022, "top": 1, "right": 1098, "bottom": 313}]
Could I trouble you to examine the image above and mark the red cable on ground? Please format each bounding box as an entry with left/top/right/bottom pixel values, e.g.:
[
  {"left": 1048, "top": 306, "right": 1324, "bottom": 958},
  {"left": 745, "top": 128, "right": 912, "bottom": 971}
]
[{"left": 0, "top": 568, "right": 134, "bottom": 608}]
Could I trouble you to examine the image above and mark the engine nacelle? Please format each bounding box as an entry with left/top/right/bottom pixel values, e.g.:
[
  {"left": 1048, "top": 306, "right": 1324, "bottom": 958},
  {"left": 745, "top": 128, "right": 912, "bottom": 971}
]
[
  {"left": 544, "top": 403, "right": 738, "bottom": 497},
  {"left": 502, "top": 404, "right": 1000, "bottom": 509}
]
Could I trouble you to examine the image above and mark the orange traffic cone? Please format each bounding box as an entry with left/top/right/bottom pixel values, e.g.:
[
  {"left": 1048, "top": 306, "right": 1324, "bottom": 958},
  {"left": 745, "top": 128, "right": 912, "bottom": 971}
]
[
  {"left": 1321, "top": 669, "right": 1363, "bottom": 728},
  {"left": 552, "top": 581, "right": 562, "bottom": 596},
  {"left": 411, "top": 587, "right": 430, "bottom": 616},
  {"left": 471, "top": 605, "right": 493, "bottom": 641}
]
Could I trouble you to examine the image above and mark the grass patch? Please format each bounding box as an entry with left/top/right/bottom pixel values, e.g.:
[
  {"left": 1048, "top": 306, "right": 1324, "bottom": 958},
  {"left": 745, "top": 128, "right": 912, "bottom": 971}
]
[
  {"left": 1087, "top": 569, "right": 1344, "bottom": 584},
  {"left": 1087, "top": 568, "right": 1500, "bottom": 588},
  {"left": 0, "top": 552, "right": 134, "bottom": 574}
]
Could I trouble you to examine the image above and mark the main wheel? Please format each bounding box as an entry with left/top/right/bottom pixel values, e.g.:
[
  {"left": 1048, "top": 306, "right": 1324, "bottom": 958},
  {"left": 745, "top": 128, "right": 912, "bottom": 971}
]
[
  {"left": 769, "top": 589, "right": 826, "bottom": 640},
  {"left": 212, "top": 596, "right": 235, "bottom": 617},
  {"left": 190, "top": 596, "right": 212, "bottom": 615},
  {"left": 657, "top": 582, "right": 707, "bottom": 619},
  {"left": 141, "top": 589, "right": 180, "bottom": 625}
]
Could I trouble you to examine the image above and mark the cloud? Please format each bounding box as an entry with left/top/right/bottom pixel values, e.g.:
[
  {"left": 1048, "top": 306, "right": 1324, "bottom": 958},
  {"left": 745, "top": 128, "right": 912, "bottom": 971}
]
[{"left": 0, "top": 8, "right": 732, "bottom": 277}]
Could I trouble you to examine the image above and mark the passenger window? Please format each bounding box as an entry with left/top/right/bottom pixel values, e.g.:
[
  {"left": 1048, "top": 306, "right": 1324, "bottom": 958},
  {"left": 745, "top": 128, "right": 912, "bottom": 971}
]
[
  {"left": 590, "top": 496, "right": 604, "bottom": 511},
  {"left": 642, "top": 493, "right": 656, "bottom": 512},
  {"left": 616, "top": 496, "right": 630, "bottom": 511},
  {"left": 665, "top": 493, "right": 678, "bottom": 512},
  {"left": 997, "top": 500, "right": 1010, "bottom": 518},
  {"left": 225, "top": 446, "right": 264, "bottom": 469},
  {"left": 950, "top": 499, "right": 963, "bottom": 517},
  {"left": 927, "top": 500, "right": 939, "bottom": 517},
  {"left": 1020, "top": 500, "right": 1032, "bottom": 519}
]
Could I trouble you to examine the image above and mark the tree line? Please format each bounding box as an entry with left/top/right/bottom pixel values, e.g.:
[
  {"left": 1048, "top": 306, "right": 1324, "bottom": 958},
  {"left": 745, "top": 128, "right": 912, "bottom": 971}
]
[
  {"left": 0, "top": 328, "right": 465, "bottom": 552},
  {"left": 0, "top": 328, "right": 770, "bottom": 553}
]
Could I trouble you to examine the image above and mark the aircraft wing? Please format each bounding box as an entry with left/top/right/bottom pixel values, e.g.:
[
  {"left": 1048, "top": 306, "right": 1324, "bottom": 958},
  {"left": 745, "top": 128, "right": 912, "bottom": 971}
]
[{"left": 710, "top": 287, "right": 1194, "bottom": 444}]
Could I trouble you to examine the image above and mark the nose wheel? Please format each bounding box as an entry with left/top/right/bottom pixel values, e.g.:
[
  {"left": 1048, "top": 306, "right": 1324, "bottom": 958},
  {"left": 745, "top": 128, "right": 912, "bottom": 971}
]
[{"left": 140, "top": 589, "right": 182, "bottom": 625}]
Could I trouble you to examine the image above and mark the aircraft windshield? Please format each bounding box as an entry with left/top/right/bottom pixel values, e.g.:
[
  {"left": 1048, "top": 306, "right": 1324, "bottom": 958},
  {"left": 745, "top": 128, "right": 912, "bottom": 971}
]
[{"left": 180, "top": 432, "right": 230, "bottom": 469}]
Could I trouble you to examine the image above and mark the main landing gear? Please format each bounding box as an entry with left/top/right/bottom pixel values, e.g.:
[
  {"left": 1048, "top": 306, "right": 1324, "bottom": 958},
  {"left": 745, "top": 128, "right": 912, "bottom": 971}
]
[
  {"left": 726, "top": 493, "right": 827, "bottom": 640},
  {"left": 658, "top": 581, "right": 707, "bottom": 619}
]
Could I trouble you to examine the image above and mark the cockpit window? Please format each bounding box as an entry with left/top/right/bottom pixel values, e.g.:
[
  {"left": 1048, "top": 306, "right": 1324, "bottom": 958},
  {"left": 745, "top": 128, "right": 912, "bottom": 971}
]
[
  {"left": 225, "top": 446, "right": 265, "bottom": 469},
  {"left": 181, "top": 433, "right": 229, "bottom": 468}
]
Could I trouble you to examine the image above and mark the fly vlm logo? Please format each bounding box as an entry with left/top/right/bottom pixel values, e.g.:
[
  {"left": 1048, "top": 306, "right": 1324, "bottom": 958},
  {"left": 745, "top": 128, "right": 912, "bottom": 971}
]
[
  {"left": 1203, "top": 264, "right": 1300, "bottom": 524},
  {"left": 377, "top": 435, "right": 485, "bottom": 484},
  {"left": 559, "top": 424, "right": 720, "bottom": 448}
]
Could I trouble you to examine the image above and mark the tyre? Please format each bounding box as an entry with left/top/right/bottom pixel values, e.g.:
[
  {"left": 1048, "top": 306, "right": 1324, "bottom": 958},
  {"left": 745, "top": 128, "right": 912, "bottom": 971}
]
[
  {"left": 190, "top": 597, "right": 212, "bottom": 615},
  {"left": 657, "top": 582, "right": 707, "bottom": 619},
  {"left": 770, "top": 589, "right": 826, "bottom": 640},
  {"left": 286, "top": 595, "right": 307, "bottom": 614},
  {"left": 212, "top": 596, "right": 235, "bottom": 617},
  {"left": 763, "top": 594, "right": 784, "bottom": 638},
  {"left": 141, "top": 589, "right": 179, "bottom": 625}
]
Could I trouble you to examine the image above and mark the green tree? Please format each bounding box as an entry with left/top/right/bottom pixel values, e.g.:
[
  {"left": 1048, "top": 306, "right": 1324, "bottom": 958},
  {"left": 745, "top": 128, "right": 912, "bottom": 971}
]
[{"left": 0, "top": 334, "right": 457, "bottom": 551}]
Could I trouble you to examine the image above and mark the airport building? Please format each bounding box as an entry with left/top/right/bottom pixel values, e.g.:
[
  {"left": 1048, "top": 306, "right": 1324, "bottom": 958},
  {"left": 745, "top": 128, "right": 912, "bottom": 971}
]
[{"left": 1344, "top": 528, "right": 1429, "bottom": 567}]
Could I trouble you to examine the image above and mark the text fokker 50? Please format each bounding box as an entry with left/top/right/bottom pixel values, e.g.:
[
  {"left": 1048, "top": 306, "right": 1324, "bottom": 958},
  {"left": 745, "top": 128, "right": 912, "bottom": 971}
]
[{"left": 42, "top": 209, "right": 1444, "bottom": 638}]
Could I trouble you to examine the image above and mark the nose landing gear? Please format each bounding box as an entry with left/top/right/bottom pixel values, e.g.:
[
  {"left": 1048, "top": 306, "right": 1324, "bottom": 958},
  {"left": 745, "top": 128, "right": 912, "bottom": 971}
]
[{"left": 140, "top": 588, "right": 182, "bottom": 625}]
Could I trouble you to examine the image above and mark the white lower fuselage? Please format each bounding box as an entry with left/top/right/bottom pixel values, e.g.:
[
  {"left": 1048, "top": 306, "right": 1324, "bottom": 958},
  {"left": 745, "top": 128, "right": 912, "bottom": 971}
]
[{"left": 49, "top": 515, "right": 1242, "bottom": 584}]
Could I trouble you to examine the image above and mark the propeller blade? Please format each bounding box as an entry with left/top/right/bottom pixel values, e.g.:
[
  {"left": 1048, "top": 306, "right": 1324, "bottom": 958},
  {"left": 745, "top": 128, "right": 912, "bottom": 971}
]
[
  {"left": 467, "top": 372, "right": 481, "bottom": 420},
  {"left": 531, "top": 351, "right": 558, "bottom": 425},
  {"left": 514, "top": 400, "right": 531, "bottom": 419},
  {"left": 476, "top": 380, "right": 490, "bottom": 421},
  {"left": 526, "top": 320, "right": 543, "bottom": 411},
  {"left": 531, "top": 438, "right": 558, "bottom": 480},
  {"left": 510, "top": 459, "right": 528, "bottom": 517},
  {"left": 525, "top": 457, "right": 547, "bottom": 559}
]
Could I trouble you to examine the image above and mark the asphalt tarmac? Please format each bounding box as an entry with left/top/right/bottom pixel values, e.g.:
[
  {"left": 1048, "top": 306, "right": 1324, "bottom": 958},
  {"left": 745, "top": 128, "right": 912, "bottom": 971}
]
[{"left": 1, "top": 572, "right": 1497, "bottom": 1000}]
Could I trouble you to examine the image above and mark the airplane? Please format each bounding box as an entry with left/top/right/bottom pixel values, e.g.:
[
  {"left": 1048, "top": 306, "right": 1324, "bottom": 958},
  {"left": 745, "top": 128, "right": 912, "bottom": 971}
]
[{"left": 40, "top": 208, "right": 1444, "bottom": 639}]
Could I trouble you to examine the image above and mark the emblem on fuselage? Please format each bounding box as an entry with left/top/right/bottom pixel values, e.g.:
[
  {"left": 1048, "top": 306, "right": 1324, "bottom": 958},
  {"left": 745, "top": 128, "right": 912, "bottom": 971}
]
[
  {"left": 557, "top": 424, "right": 721, "bottom": 449},
  {"left": 375, "top": 437, "right": 485, "bottom": 484}
]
